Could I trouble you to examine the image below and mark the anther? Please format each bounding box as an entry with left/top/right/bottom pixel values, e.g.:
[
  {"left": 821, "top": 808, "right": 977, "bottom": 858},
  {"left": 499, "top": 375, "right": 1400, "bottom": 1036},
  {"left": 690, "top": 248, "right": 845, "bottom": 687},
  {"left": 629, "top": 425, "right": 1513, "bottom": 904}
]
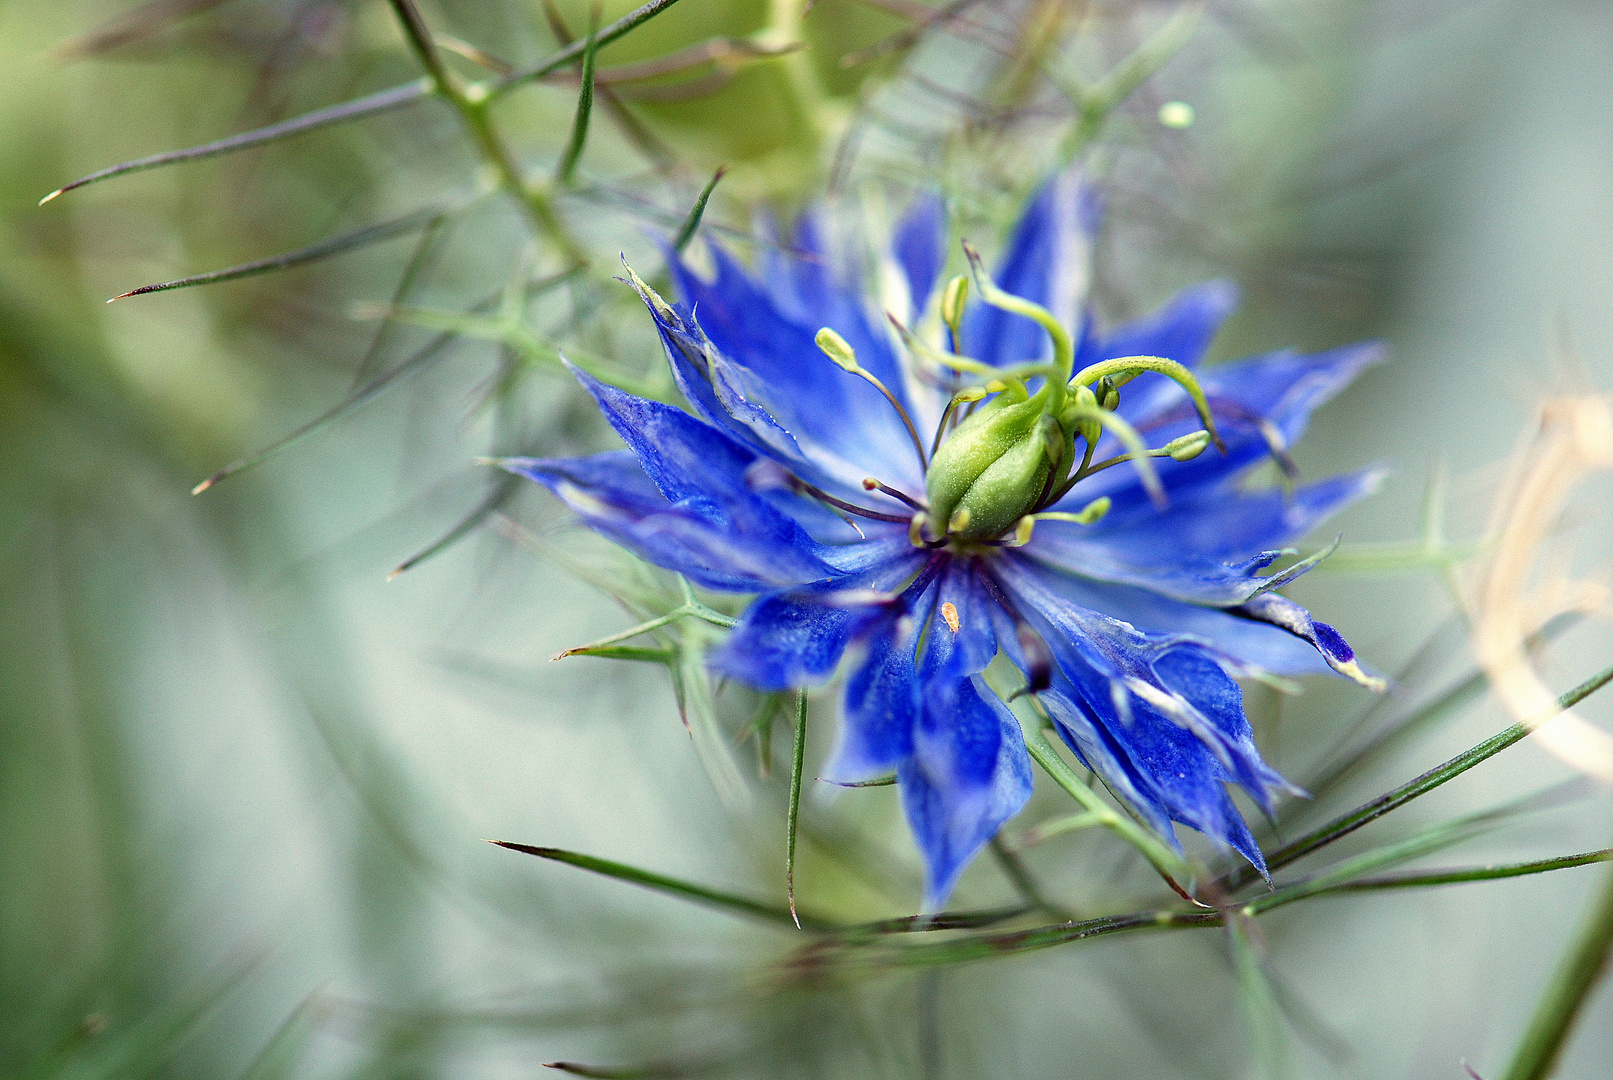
[
  {"left": 947, "top": 507, "right": 972, "bottom": 535},
  {"left": 940, "top": 601, "right": 960, "bottom": 633},
  {"left": 1165, "top": 429, "right": 1212, "bottom": 461},
  {"left": 941, "top": 274, "right": 969, "bottom": 352}
]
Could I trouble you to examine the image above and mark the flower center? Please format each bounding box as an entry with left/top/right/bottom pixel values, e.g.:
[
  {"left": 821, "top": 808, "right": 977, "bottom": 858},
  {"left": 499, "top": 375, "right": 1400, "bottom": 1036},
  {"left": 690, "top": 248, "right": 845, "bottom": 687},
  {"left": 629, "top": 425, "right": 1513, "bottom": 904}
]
[{"left": 813, "top": 245, "right": 1225, "bottom": 549}]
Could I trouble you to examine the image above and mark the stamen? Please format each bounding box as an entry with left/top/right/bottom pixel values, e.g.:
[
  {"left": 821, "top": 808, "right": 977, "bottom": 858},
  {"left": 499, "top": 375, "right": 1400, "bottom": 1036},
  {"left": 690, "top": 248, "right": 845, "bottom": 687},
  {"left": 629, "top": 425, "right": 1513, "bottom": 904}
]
[
  {"left": 759, "top": 463, "right": 911, "bottom": 524},
  {"left": 862, "top": 477, "right": 926, "bottom": 512},
  {"left": 816, "top": 327, "right": 929, "bottom": 471},
  {"left": 1067, "top": 428, "right": 1210, "bottom": 483},
  {"left": 940, "top": 601, "right": 960, "bottom": 633},
  {"left": 1006, "top": 497, "right": 1112, "bottom": 548},
  {"left": 1138, "top": 396, "right": 1298, "bottom": 480}
]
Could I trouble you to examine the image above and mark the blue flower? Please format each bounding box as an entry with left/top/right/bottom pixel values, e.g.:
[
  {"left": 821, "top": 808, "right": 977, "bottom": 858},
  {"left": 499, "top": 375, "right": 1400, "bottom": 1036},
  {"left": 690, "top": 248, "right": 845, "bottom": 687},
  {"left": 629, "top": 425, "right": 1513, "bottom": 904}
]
[{"left": 504, "top": 173, "right": 1384, "bottom": 909}]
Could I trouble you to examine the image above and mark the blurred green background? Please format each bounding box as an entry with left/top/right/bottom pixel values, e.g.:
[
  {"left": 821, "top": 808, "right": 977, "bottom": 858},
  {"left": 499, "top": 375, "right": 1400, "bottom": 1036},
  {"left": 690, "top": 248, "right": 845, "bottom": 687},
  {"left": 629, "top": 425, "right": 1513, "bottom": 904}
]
[{"left": 2, "top": 1, "right": 1611, "bottom": 1077}]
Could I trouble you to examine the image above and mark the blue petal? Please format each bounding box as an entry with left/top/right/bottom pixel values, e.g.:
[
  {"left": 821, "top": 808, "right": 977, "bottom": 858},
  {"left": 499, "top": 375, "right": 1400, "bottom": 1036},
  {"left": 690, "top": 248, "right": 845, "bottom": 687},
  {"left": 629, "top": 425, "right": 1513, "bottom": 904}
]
[
  {"left": 707, "top": 548, "right": 928, "bottom": 691},
  {"left": 665, "top": 243, "right": 924, "bottom": 492},
  {"left": 921, "top": 558, "right": 1003, "bottom": 679},
  {"left": 828, "top": 627, "right": 919, "bottom": 781},
  {"left": 999, "top": 557, "right": 1291, "bottom": 867},
  {"left": 1093, "top": 466, "right": 1385, "bottom": 566},
  {"left": 1029, "top": 467, "right": 1384, "bottom": 605},
  {"left": 900, "top": 674, "right": 1033, "bottom": 909},
  {"left": 892, "top": 193, "right": 946, "bottom": 316},
  {"left": 823, "top": 599, "right": 930, "bottom": 783},
  {"left": 1013, "top": 564, "right": 1331, "bottom": 677},
  {"left": 962, "top": 170, "right": 1099, "bottom": 367},
  {"left": 505, "top": 452, "right": 826, "bottom": 592}
]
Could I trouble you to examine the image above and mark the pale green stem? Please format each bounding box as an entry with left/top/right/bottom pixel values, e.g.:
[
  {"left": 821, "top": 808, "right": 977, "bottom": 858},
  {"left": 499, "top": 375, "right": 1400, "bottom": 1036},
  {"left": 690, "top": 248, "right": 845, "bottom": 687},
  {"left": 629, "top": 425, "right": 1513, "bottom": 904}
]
[{"left": 963, "top": 242, "right": 1074, "bottom": 415}]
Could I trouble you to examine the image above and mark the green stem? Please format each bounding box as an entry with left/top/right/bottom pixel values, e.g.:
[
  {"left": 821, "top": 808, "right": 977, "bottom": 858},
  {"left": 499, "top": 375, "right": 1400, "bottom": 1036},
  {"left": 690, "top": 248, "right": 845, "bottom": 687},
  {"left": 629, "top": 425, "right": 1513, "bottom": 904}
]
[
  {"left": 386, "top": 0, "right": 585, "bottom": 265},
  {"left": 1068, "top": 354, "right": 1222, "bottom": 450},
  {"left": 1501, "top": 849, "right": 1613, "bottom": 1080},
  {"left": 490, "top": 841, "right": 833, "bottom": 929},
  {"left": 553, "top": 8, "right": 601, "bottom": 186},
  {"left": 1317, "top": 849, "right": 1612, "bottom": 895}
]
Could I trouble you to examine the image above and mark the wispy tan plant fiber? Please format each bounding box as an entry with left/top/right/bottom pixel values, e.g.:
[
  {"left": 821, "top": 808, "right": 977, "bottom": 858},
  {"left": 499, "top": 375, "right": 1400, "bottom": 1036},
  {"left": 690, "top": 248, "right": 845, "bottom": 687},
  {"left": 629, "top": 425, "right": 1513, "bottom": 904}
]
[{"left": 1472, "top": 391, "right": 1613, "bottom": 780}]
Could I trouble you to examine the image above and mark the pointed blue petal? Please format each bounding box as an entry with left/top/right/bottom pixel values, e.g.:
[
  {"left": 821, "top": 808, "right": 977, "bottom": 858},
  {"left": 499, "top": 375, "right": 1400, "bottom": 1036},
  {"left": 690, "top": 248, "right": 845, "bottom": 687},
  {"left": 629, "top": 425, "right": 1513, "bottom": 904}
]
[
  {"left": 900, "top": 674, "right": 1033, "bottom": 910},
  {"left": 665, "top": 244, "right": 924, "bottom": 492},
  {"left": 824, "top": 557, "right": 1004, "bottom": 782},
  {"left": 1012, "top": 568, "right": 1331, "bottom": 678},
  {"left": 1235, "top": 592, "right": 1384, "bottom": 690},
  {"left": 921, "top": 559, "right": 1002, "bottom": 679},
  {"left": 822, "top": 604, "right": 929, "bottom": 784},
  {"left": 1000, "top": 556, "right": 1292, "bottom": 865},
  {"left": 1030, "top": 467, "right": 1384, "bottom": 606},
  {"left": 707, "top": 548, "right": 929, "bottom": 691},
  {"left": 504, "top": 451, "right": 825, "bottom": 592}
]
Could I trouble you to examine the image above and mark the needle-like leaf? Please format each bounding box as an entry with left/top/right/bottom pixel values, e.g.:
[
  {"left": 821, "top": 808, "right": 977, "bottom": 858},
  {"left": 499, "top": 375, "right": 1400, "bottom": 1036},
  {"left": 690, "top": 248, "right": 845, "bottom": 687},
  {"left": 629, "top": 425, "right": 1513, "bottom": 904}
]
[
  {"left": 1222, "top": 660, "right": 1613, "bottom": 892},
  {"left": 786, "top": 689, "right": 808, "bottom": 928},
  {"left": 109, "top": 203, "right": 455, "bottom": 301},
  {"left": 672, "top": 167, "right": 725, "bottom": 253},
  {"left": 41, "top": 81, "right": 432, "bottom": 204},
  {"left": 490, "top": 841, "right": 836, "bottom": 930},
  {"left": 554, "top": 6, "right": 601, "bottom": 186}
]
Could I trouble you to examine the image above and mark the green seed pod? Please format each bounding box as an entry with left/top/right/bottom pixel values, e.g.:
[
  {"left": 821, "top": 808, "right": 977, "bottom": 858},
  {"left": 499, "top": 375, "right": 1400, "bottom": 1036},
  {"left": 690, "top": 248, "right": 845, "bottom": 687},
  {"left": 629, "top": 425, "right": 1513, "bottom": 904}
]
[{"left": 926, "top": 399, "right": 1073, "bottom": 540}]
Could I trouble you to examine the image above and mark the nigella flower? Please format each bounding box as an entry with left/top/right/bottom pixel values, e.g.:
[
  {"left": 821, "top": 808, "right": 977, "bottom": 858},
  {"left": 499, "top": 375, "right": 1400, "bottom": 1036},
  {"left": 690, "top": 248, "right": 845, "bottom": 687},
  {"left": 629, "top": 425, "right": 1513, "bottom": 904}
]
[{"left": 503, "top": 173, "right": 1384, "bottom": 908}]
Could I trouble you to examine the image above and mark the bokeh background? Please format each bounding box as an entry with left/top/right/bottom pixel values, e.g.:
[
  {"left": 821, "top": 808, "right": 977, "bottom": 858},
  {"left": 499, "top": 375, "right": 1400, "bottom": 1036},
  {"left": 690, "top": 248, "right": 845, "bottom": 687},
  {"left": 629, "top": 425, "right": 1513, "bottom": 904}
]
[{"left": 3, "top": 1, "right": 1611, "bottom": 1077}]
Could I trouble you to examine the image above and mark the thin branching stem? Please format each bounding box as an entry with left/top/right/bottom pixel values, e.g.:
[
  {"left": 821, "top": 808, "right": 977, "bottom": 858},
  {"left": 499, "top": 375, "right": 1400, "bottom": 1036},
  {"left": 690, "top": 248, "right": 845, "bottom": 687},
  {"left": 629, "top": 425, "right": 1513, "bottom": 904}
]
[{"left": 385, "top": 0, "right": 585, "bottom": 264}]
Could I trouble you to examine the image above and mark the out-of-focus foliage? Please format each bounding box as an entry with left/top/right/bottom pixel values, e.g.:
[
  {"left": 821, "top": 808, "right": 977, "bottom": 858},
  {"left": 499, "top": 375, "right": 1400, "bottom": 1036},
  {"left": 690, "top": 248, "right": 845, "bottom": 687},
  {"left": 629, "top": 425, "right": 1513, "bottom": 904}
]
[{"left": 2, "top": 2, "right": 1611, "bottom": 1078}]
